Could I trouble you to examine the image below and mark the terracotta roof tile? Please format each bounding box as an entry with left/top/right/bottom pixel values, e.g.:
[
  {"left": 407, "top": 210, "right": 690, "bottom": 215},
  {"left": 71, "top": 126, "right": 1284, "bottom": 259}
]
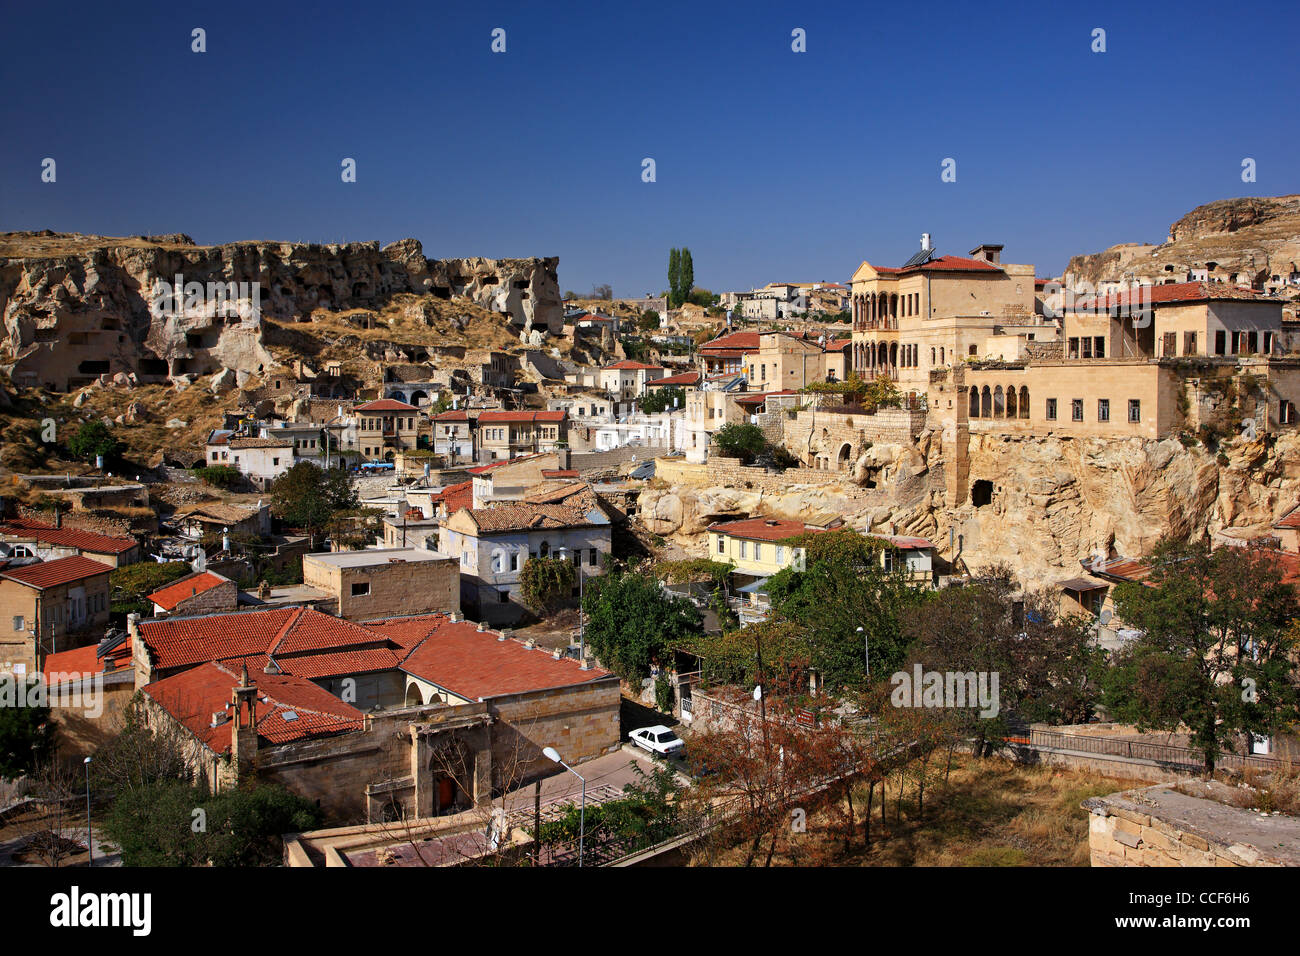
[
  {"left": 148, "top": 571, "right": 230, "bottom": 611},
  {"left": 355, "top": 399, "right": 419, "bottom": 412},
  {"left": 0, "top": 519, "right": 137, "bottom": 554},
  {"left": 0, "top": 555, "right": 111, "bottom": 589},
  {"left": 706, "top": 516, "right": 825, "bottom": 542}
]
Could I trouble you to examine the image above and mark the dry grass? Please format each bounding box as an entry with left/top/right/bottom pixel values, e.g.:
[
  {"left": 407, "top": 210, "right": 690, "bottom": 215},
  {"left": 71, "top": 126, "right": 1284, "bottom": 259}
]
[{"left": 697, "top": 754, "right": 1144, "bottom": 868}]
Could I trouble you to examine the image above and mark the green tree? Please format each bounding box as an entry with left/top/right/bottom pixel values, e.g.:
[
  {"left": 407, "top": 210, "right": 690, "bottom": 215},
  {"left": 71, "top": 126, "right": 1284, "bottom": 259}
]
[
  {"left": 582, "top": 568, "right": 701, "bottom": 682},
  {"left": 668, "top": 249, "right": 681, "bottom": 308},
  {"left": 195, "top": 464, "right": 241, "bottom": 489},
  {"left": 0, "top": 682, "right": 55, "bottom": 777},
  {"left": 91, "top": 695, "right": 188, "bottom": 796},
  {"left": 67, "top": 420, "right": 118, "bottom": 463},
  {"left": 680, "top": 248, "right": 694, "bottom": 304},
  {"left": 103, "top": 781, "right": 322, "bottom": 867},
  {"left": 712, "top": 422, "right": 767, "bottom": 463},
  {"left": 519, "top": 556, "right": 577, "bottom": 616},
  {"left": 765, "top": 528, "right": 921, "bottom": 691},
  {"left": 638, "top": 386, "right": 684, "bottom": 414},
  {"left": 269, "top": 461, "right": 358, "bottom": 534},
  {"left": 109, "top": 561, "right": 192, "bottom": 616},
  {"left": 636, "top": 309, "right": 661, "bottom": 332},
  {"left": 1102, "top": 541, "right": 1300, "bottom": 773}
]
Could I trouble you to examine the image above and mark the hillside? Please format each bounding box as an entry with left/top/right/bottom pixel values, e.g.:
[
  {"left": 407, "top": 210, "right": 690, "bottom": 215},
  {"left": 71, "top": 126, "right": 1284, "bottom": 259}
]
[{"left": 1063, "top": 195, "right": 1300, "bottom": 292}]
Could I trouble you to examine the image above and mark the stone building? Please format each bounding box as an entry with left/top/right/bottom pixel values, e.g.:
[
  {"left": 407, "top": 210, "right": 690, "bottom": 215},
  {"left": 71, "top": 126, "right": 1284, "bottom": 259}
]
[
  {"left": 438, "top": 498, "right": 612, "bottom": 626},
  {"left": 301, "top": 548, "right": 460, "bottom": 622},
  {"left": 0, "top": 518, "right": 140, "bottom": 567},
  {"left": 476, "top": 411, "right": 568, "bottom": 462},
  {"left": 148, "top": 570, "right": 239, "bottom": 617},
  {"left": 0, "top": 555, "right": 112, "bottom": 676},
  {"left": 130, "top": 607, "right": 619, "bottom": 821},
  {"left": 354, "top": 398, "right": 422, "bottom": 460}
]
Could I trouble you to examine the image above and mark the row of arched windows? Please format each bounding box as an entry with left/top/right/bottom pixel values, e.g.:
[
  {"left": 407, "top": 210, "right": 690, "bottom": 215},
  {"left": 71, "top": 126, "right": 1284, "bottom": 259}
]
[{"left": 969, "top": 385, "right": 1030, "bottom": 420}]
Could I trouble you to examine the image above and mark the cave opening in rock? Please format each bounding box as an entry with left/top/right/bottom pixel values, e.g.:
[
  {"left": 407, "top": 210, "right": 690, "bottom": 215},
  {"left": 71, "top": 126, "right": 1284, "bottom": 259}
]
[{"left": 971, "top": 479, "right": 993, "bottom": 508}]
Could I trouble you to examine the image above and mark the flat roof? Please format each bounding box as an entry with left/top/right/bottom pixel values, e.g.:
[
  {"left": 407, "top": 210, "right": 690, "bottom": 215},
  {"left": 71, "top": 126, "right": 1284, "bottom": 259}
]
[{"left": 304, "top": 547, "right": 451, "bottom": 568}]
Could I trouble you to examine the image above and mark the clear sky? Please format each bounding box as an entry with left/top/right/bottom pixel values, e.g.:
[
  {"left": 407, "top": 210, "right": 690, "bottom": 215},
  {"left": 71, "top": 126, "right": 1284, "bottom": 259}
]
[{"left": 2, "top": 0, "right": 1296, "bottom": 296}]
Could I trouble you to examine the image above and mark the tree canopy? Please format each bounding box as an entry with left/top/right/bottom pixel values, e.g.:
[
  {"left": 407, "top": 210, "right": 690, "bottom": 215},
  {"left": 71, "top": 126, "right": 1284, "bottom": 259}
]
[
  {"left": 269, "top": 461, "right": 358, "bottom": 532},
  {"left": 582, "top": 567, "right": 701, "bottom": 682}
]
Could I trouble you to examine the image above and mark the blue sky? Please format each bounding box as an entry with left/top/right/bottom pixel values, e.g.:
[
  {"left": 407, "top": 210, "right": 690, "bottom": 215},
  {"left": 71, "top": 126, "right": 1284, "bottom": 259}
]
[{"left": 2, "top": 0, "right": 1296, "bottom": 296}]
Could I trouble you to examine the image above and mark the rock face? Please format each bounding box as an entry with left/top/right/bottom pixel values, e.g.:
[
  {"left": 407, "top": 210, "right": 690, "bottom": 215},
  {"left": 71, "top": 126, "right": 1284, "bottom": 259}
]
[
  {"left": 0, "top": 233, "right": 562, "bottom": 391},
  {"left": 1063, "top": 194, "right": 1300, "bottom": 292},
  {"left": 642, "top": 429, "right": 1300, "bottom": 588}
]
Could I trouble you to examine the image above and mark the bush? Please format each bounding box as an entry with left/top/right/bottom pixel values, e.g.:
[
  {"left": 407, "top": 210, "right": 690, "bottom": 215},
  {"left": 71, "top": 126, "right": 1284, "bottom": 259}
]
[
  {"left": 195, "top": 465, "right": 241, "bottom": 488},
  {"left": 712, "top": 423, "right": 766, "bottom": 463}
]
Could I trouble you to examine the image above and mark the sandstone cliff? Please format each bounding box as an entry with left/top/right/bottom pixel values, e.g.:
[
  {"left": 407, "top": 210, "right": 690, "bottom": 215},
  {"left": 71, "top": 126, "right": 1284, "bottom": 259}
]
[
  {"left": 1063, "top": 195, "right": 1300, "bottom": 293},
  {"left": 638, "top": 429, "right": 1300, "bottom": 588},
  {"left": 0, "top": 232, "right": 562, "bottom": 391}
]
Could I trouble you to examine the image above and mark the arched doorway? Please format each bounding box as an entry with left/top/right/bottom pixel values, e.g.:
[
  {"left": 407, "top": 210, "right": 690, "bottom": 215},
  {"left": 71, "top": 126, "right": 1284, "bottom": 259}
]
[{"left": 837, "top": 443, "right": 853, "bottom": 470}]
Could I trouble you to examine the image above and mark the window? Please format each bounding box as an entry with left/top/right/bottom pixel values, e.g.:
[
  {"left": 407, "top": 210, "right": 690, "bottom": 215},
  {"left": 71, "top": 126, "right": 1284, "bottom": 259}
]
[
  {"left": 1282, "top": 401, "right": 1296, "bottom": 425},
  {"left": 1128, "top": 399, "right": 1141, "bottom": 423},
  {"left": 351, "top": 582, "right": 370, "bottom": 596},
  {"left": 272, "top": 457, "right": 280, "bottom": 467},
  {"left": 1068, "top": 337, "right": 1079, "bottom": 359},
  {"left": 1264, "top": 332, "right": 1274, "bottom": 354},
  {"left": 1183, "top": 331, "right": 1197, "bottom": 356},
  {"left": 739, "top": 541, "right": 748, "bottom": 559},
  {"left": 1094, "top": 336, "right": 1106, "bottom": 358},
  {"left": 1081, "top": 337, "right": 1093, "bottom": 359},
  {"left": 510, "top": 553, "right": 519, "bottom": 572},
  {"left": 12, "top": 616, "right": 23, "bottom": 632},
  {"left": 776, "top": 545, "right": 785, "bottom": 564},
  {"left": 753, "top": 543, "right": 762, "bottom": 562},
  {"left": 1215, "top": 330, "right": 1227, "bottom": 355},
  {"left": 588, "top": 549, "right": 598, "bottom": 566},
  {"left": 1071, "top": 399, "right": 1083, "bottom": 422},
  {"left": 1097, "top": 399, "right": 1110, "bottom": 422},
  {"left": 717, "top": 537, "right": 725, "bottom": 554},
  {"left": 1162, "top": 332, "right": 1176, "bottom": 356},
  {"left": 1247, "top": 331, "right": 1258, "bottom": 354},
  {"left": 499, "top": 590, "right": 510, "bottom": 603}
]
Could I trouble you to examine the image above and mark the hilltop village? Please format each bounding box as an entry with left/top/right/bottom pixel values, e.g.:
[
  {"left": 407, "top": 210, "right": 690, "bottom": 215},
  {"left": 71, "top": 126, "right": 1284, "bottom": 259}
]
[{"left": 4, "top": 196, "right": 1300, "bottom": 868}]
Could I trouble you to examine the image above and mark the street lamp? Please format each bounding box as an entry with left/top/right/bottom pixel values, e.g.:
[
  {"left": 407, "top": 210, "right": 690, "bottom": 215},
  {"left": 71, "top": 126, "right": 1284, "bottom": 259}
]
[
  {"left": 857, "top": 626, "right": 868, "bottom": 677},
  {"left": 542, "top": 747, "right": 585, "bottom": 867},
  {"left": 83, "top": 756, "right": 92, "bottom": 866}
]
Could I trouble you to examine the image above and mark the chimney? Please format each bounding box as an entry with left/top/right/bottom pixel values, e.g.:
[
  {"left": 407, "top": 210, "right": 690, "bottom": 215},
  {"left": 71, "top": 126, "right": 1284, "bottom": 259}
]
[{"left": 230, "top": 664, "right": 260, "bottom": 776}]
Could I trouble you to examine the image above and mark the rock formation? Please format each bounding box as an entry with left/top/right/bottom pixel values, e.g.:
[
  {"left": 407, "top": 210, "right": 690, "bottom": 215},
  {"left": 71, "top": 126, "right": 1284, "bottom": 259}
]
[
  {"left": 1063, "top": 195, "right": 1300, "bottom": 293},
  {"left": 0, "top": 232, "right": 562, "bottom": 391}
]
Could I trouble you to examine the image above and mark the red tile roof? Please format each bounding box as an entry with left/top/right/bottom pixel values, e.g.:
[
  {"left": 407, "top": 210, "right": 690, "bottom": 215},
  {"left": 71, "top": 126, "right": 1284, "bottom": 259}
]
[
  {"left": 143, "top": 661, "right": 366, "bottom": 754},
  {"left": 706, "top": 517, "right": 826, "bottom": 542},
  {"left": 431, "top": 410, "right": 470, "bottom": 422},
  {"left": 901, "top": 255, "right": 1003, "bottom": 274},
  {"left": 603, "top": 360, "right": 663, "bottom": 371},
  {"left": 541, "top": 469, "right": 580, "bottom": 478},
  {"left": 148, "top": 571, "right": 230, "bottom": 612},
  {"left": 43, "top": 636, "right": 133, "bottom": 684},
  {"left": 355, "top": 399, "right": 419, "bottom": 412},
  {"left": 477, "top": 410, "right": 566, "bottom": 424},
  {"left": 646, "top": 371, "right": 701, "bottom": 387},
  {"left": 1274, "top": 506, "right": 1300, "bottom": 530},
  {"left": 1066, "top": 281, "right": 1267, "bottom": 313},
  {"left": 0, "top": 519, "right": 137, "bottom": 555},
  {"left": 387, "top": 614, "right": 612, "bottom": 700},
  {"left": 433, "top": 480, "right": 474, "bottom": 514},
  {"left": 0, "top": 555, "right": 111, "bottom": 589},
  {"left": 700, "top": 331, "right": 762, "bottom": 352}
]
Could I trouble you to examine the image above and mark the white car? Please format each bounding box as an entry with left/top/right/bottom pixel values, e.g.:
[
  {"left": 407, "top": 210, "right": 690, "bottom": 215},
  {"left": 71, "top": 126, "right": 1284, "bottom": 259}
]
[{"left": 629, "top": 725, "right": 685, "bottom": 757}]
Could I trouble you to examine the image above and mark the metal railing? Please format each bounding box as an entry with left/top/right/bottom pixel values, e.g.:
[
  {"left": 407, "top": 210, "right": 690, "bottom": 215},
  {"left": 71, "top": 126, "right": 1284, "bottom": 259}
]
[{"left": 1023, "top": 728, "right": 1284, "bottom": 772}]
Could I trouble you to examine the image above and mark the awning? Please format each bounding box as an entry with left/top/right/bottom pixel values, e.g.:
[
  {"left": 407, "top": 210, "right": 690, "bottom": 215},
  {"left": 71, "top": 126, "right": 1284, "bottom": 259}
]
[
  {"left": 736, "top": 577, "right": 770, "bottom": 594},
  {"left": 1059, "top": 576, "right": 1107, "bottom": 592}
]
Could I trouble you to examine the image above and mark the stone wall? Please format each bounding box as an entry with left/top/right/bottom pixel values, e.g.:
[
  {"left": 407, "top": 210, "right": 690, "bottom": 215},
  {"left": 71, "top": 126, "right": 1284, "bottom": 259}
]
[{"left": 1084, "top": 782, "right": 1300, "bottom": 866}]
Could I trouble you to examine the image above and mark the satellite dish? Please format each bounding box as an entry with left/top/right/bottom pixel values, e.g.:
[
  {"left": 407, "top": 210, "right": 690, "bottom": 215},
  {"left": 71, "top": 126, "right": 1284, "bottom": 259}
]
[{"left": 1099, "top": 609, "right": 1113, "bottom": 625}]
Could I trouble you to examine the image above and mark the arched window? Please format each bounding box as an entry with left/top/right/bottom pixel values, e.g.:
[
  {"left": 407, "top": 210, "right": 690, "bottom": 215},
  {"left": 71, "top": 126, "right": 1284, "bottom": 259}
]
[
  {"left": 1006, "top": 385, "right": 1017, "bottom": 418},
  {"left": 940, "top": 347, "right": 945, "bottom": 364},
  {"left": 969, "top": 387, "right": 980, "bottom": 417},
  {"left": 1019, "top": 386, "right": 1030, "bottom": 419},
  {"left": 931, "top": 347, "right": 936, "bottom": 365},
  {"left": 993, "top": 386, "right": 1005, "bottom": 417},
  {"left": 981, "top": 386, "right": 992, "bottom": 418}
]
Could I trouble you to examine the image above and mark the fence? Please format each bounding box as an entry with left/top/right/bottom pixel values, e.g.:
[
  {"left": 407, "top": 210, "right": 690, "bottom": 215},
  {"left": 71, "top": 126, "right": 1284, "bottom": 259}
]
[{"left": 1022, "top": 728, "right": 1284, "bottom": 774}]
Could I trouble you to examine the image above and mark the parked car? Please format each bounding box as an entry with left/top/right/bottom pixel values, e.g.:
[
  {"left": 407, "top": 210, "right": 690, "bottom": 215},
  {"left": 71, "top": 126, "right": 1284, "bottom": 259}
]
[{"left": 629, "top": 725, "right": 685, "bottom": 757}]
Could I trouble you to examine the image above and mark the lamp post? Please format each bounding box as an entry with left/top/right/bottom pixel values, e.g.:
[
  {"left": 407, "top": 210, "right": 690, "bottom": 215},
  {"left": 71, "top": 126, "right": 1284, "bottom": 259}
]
[
  {"left": 83, "top": 756, "right": 92, "bottom": 866},
  {"left": 857, "top": 625, "right": 868, "bottom": 677},
  {"left": 542, "top": 747, "right": 585, "bottom": 867}
]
